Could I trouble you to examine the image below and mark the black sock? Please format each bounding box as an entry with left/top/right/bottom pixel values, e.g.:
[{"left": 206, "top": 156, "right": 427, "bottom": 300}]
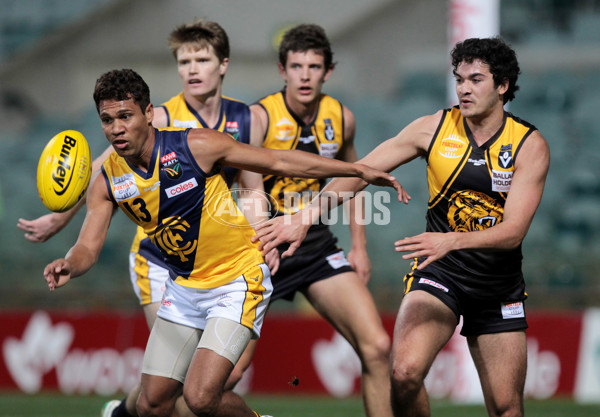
[{"left": 112, "top": 399, "right": 134, "bottom": 417}]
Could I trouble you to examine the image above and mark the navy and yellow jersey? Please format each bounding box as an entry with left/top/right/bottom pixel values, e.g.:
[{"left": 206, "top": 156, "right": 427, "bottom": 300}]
[
  {"left": 101, "top": 128, "right": 264, "bottom": 289},
  {"left": 159, "top": 92, "right": 251, "bottom": 186},
  {"left": 423, "top": 106, "right": 536, "bottom": 296},
  {"left": 257, "top": 90, "right": 346, "bottom": 254},
  {"left": 131, "top": 93, "right": 252, "bottom": 270}
]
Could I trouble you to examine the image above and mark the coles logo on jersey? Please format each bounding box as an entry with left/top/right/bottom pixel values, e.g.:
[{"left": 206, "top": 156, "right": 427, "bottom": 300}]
[
  {"left": 498, "top": 144, "right": 513, "bottom": 168},
  {"left": 324, "top": 118, "right": 335, "bottom": 141},
  {"left": 165, "top": 178, "right": 198, "bottom": 198},
  {"left": 438, "top": 134, "right": 467, "bottom": 159},
  {"left": 165, "top": 178, "right": 198, "bottom": 199},
  {"left": 275, "top": 117, "right": 295, "bottom": 141},
  {"left": 160, "top": 151, "right": 183, "bottom": 180},
  {"left": 225, "top": 121, "right": 240, "bottom": 141},
  {"left": 111, "top": 173, "right": 140, "bottom": 201}
]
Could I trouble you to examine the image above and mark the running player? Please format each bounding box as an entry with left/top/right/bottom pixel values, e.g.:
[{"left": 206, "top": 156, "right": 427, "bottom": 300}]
[
  {"left": 19, "top": 20, "right": 272, "bottom": 417},
  {"left": 253, "top": 37, "right": 550, "bottom": 417},
  {"left": 42, "top": 68, "right": 405, "bottom": 417}
]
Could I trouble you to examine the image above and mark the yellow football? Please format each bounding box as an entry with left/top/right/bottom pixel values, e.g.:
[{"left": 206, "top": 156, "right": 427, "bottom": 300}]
[{"left": 36, "top": 130, "right": 92, "bottom": 212}]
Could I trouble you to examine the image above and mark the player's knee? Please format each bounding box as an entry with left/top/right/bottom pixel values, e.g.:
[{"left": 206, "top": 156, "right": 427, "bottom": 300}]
[
  {"left": 390, "top": 358, "right": 424, "bottom": 395},
  {"left": 487, "top": 396, "right": 524, "bottom": 417},
  {"left": 360, "top": 328, "right": 391, "bottom": 367},
  {"left": 136, "top": 392, "right": 171, "bottom": 417},
  {"left": 183, "top": 388, "right": 219, "bottom": 417}
]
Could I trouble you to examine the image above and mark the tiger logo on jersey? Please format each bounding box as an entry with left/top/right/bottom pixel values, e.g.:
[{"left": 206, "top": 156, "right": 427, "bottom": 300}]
[
  {"left": 270, "top": 177, "right": 320, "bottom": 214},
  {"left": 160, "top": 152, "right": 182, "bottom": 180},
  {"left": 447, "top": 189, "right": 503, "bottom": 232}
]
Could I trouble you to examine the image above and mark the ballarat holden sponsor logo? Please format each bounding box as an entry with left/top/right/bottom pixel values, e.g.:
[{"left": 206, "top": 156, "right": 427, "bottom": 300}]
[
  {"left": 438, "top": 134, "right": 467, "bottom": 159},
  {"left": 206, "top": 188, "right": 278, "bottom": 228}
]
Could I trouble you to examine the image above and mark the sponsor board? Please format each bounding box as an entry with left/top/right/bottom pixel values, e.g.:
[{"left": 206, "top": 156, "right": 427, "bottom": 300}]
[{"left": 0, "top": 310, "right": 592, "bottom": 400}]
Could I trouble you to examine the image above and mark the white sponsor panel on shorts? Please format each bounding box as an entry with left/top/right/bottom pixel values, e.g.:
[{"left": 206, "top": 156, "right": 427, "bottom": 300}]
[
  {"left": 418, "top": 277, "right": 449, "bottom": 293},
  {"left": 501, "top": 301, "right": 525, "bottom": 319},
  {"left": 326, "top": 251, "right": 350, "bottom": 269}
]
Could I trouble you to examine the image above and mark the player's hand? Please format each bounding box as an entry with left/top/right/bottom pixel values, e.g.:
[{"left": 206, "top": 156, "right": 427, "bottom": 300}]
[
  {"left": 18, "top": 214, "right": 68, "bottom": 242},
  {"left": 252, "top": 213, "right": 310, "bottom": 258},
  {"left": 264, "top": 247, "right": 280, "bottom": 275},
  {"left": 43, "top": 259, "right": 72, "bottom": 291},
  {"left": 357, "top": 164, "right": 411, "bottom": 204},
  {"left": 394, "top": 232, "right": 455, "bottom": 270},
  {"left": 348, "top": 247, "right": 371, "bottom": 285}
]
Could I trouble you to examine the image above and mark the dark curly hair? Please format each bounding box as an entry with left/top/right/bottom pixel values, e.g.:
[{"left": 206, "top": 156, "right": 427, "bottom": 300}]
[
  {"left": 451, "top": 37, "right": 520, "bottom": 104},
  {"left": 93, "top": 69, "right": 151, "bottom": 113},
  {"left": 278, "top": 23, "right": 334, "bottom": 69}
]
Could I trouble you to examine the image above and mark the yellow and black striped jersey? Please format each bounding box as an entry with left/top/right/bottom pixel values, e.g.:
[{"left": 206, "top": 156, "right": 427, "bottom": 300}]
[
  {"left": 257, "top": 90, "right": 345, "bottom": 216},
  {"left": 425, "top": 106, "right": 536, "bottom": 287}
]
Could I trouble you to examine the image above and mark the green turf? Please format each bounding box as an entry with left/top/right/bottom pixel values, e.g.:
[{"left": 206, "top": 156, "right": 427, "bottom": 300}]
[{"left": 0, "top": 393, "right": 599, "bottom": 416}]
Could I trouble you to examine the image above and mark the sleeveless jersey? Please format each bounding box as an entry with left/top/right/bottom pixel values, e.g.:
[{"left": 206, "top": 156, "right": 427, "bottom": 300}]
[
  {"left": 131, "top": 93, "right": 252, "bottom": 271},
  {"left": 159, "top": 92, "right": 251, "bottom": 186},
  {"left": 424, "top": 106, "right": 536, "bottom": 297},
  {"left": 102, "top": 129, "right": 264, "bottom": 289},
  {"left": 257, "top": 90, "right": 345, "bottom": 252}
]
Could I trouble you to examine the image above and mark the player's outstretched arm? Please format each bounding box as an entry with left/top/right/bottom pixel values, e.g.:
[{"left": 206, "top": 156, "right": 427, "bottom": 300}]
[
  {"left": 43, "top": 174, "right": 115, "bottom": 291},
  {"left": 188, "top": 128, "right": 404, "bottom": 190}
]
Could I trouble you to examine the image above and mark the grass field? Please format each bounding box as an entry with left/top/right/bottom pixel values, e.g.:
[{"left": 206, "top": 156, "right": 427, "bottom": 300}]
[{"left": 1, "top": 393, "right": 600, "bottom": 417}]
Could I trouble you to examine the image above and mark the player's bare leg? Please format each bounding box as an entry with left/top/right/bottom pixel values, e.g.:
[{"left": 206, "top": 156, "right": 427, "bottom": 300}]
[
  {"left": 390, "top": 291, "right": 457, "bottom": 417},
  {"left": 183, "top": 348, "right": 258, "bottom": 417},
  {"left": 468, "top": 331, "right": 526, "bottom": 417},
  {"left": 304, "top": 272, "right": 393, "bottom": 417}
]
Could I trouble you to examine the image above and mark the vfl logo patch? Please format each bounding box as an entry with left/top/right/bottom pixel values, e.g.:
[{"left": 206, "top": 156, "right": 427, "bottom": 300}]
[
  {"left": 498, "top": 144, "right": 513, "bottom": 168},
  {"left": 418, "top": 278, "right": 449, "bottom": 293},
  {"left": 438, "top": 134, "right": 467, "bottom": 159},
  {"left": 324, "top": 118, "right": 335, "bottom": 141},
  {"left": 160, "top": 151, "right": 183, "bottom": 179}
]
